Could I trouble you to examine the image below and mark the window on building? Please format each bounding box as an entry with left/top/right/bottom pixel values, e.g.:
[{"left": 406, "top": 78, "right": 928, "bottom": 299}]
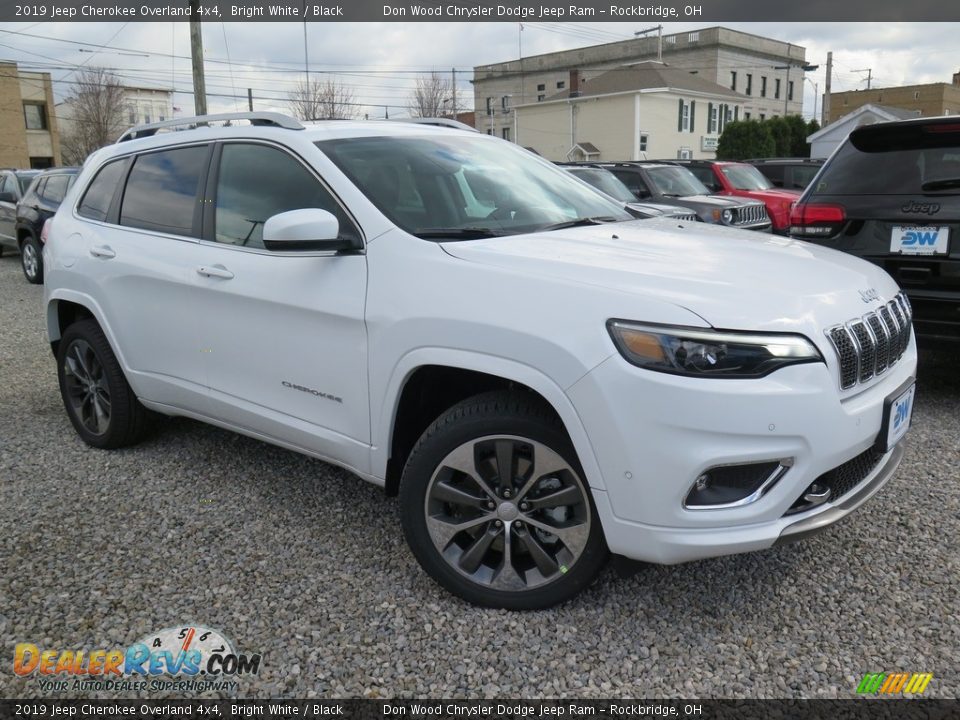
[
  {"left": 759, "top": 113, "right": 766, "bottom": 121},
  {"left": 501, "top": 96, "right": 510, "bottom": 113},
  {"left": 788, "top": 81, "right": 795, "bottom": 102},
  {"left": 537, "top": 83, "right": 545, "bottom": 91},
  {"left": 639, "top": 133, "right": 648, "bottom": 152},
  {"left": 144, "top": 113, "right": 151, "bottom": 124},
  {"left": 746, "top": 74, "right": 753, "bottom": 96},
  {"left": 486, "top": 97, "right": 493, "bottom": 116},
  {"left": 687, "top": 32, "right": 699, "bottom": 42},
  {"left": 120, "top": 145, "right": 208, "bottom": 237},
  {"left": 678, "top": 147, "right": 693, "bottom": 159},
  {"left": 556, "top": 81, "right": 565, "bottom": 89},
  {"left": 775, "top": 79, "right": 781, "bottom": 99},
  {"left": 730, "top": 71, "right": 737, "bottom": 91},
  {"left": 761, "top": 76, "right": 767, "bottom": 97},
  {"left": 680, "top": 101, "right": 691, "bottom": 132},
  {"left": 501, "top": 127, "right": 511, "bottom": 141},
  {"left": 23, "top": 103, "right": 47, "bottom": 130},
  {"left": 745, "top": 112, "right": 751, "bottom": 119},
  {"left": 128, "top": 109, "right": 136, "bottom": 124},
  {"left": 914, "top": 91, "right": 920, "bottom": 100},
  {"left": 709, "top": 104, "right": 719, "bottom": 134},
  {"left": 537, "top": 94, "right": 545, "bottom": 102}
]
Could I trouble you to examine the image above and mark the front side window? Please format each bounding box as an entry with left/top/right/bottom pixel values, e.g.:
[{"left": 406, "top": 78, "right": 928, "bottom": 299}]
[
  {"left": 120, "top": 145, "right": 208, "bottom": 236},
  {"left": 77, "top": 161, "right": 126, "bottom": 222},
  {"left": 213, "top": 143, "right": 358, "bottom": 249},
  {"left": 317, "top": 135, "right": 629, "bottom": 239}
]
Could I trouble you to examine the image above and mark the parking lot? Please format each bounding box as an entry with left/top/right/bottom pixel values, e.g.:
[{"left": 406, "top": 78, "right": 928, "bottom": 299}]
[{"left": 0, "top": 253, "right": 957, "bottom": 700}]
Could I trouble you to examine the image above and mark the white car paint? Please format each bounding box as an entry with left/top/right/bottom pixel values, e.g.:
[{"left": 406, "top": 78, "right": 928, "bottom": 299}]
[{"left": 44, "top": 119, "right": 916, "bottom": 566}]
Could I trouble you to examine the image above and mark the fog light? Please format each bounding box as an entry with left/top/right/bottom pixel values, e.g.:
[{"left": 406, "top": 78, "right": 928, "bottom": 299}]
[{"left": 684, "top": 459, "right": 792, "bottom": 510}]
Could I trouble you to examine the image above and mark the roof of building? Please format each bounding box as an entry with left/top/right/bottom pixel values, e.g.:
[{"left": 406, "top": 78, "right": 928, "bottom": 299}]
[
  {"left": 542, "top": 63, "right": 745, "bottom": 103},
  {"left": 807, "top": 103, "right": 922, "bottom": 142}
]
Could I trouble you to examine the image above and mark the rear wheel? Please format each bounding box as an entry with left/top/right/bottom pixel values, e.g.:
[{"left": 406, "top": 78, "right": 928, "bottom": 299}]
[
  {"left": 20, "top": 236, "right": 43, "bottom": 284},
  {"left": 399, "top": 391, "right": 607, "bottom": 609},
  {"left": 57, "top": 318, "right": 154, "bottom": 448}
]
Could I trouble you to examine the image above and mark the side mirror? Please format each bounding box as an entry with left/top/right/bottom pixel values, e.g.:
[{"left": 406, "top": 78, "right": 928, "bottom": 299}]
[
  {"left": 262, "top": 208, "right": 360, "bottom": 253},
  {"left": 0, "top": 191, "right": 16, "bottom": 203},
  {"left": 633, "top": 187, "right": 651, "bottom": 200}
]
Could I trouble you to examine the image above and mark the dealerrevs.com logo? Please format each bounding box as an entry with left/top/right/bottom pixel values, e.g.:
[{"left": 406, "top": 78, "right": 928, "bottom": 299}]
[{"left": 13, "top": 626, "right": 262, "bottom": 694}]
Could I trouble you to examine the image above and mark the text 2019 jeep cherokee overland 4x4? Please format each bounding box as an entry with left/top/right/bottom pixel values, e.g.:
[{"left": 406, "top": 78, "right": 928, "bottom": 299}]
[{"left": 44, "top": 113, "right": 916, "bottom": 609}]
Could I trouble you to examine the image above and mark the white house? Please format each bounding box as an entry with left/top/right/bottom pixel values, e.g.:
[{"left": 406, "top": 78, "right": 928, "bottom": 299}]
[
  {"left": 807, "top": 104, "right": 921, "bottom": 159},
  {"left": 513, "top": 62, "right": 748, "bottom": 162}
]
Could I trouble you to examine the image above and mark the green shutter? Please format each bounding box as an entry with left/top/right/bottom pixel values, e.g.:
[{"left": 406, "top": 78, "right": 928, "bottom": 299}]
[
  {"left": 678, "top": 99, "right": 684, "bottom": 132},
  {"left": 690, "top": 100, "right": 696, "bottom": 133},
  {"left": 708, "top": 102, "right": 714, "bottom": 133}
]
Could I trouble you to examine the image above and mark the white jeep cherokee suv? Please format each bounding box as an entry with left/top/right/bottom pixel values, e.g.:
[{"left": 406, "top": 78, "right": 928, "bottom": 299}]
[{"left": 44, "top": 113, "right": 917, "bottom": 609}]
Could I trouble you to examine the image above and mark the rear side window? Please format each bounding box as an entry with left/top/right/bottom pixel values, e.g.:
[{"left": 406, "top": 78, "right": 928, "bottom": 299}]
[
  {"left": 812, "top": 125, "right": 960, "bottom": 195},
  {"left": 213, "top": 143, "right": 358, "bottom": 249},
  {"left": 789, "top": 165, "right": 820, "bottom": 190},
  {"left": 757, "top": 164, "right": 784, "bottom": 186},
  {"left": 688, "top": 166, "right": 719, "bottom": 192},
  {"left": 77, "top": 160, "right": 126, "bottom": 222},
  {"left": 120, "top": 146, "right": 208, "bottom": 236},
  {"left": 42, "top": 174, "right": 71, "bottom": 204}
]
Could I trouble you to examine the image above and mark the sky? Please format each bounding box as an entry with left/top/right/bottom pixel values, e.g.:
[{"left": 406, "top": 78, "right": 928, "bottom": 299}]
[{"left": 0, "top": 20, "right": 958, "bottom": 122}]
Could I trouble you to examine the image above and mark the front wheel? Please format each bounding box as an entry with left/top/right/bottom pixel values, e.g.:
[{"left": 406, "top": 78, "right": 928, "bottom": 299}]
[
  {"left": 399, "top": 391, "right": 607, "bottom": 609},
  {"left": 20, "top": 236, "right": 43, "bottom": 284}
]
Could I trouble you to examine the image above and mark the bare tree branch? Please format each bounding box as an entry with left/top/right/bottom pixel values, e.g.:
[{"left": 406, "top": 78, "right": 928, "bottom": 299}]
[
  {"left": 409, "top": 71, "right": 451, "bottom": 118},
  {"left": 287, "top": 77, "right": 356, "bottom": 120},
  {"left": 59, "top": 68, "right": 128, "bottom": 166}
]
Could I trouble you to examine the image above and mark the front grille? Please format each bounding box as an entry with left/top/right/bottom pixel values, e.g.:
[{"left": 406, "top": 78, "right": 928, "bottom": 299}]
[
  {"left": 825, "top": 292, "right": 913, "bottom": 390},
  {"left": 733, "top": 204, "right": 768, "bottom": 226},
  {"left": 785, "top": 446, "right": 885, "bottom": 515}
]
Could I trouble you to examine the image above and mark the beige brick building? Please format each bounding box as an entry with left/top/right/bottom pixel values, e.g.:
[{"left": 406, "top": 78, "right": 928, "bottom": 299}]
[
  {"left": 0, "top": 61, "right": 61, "bottom": 168},
  {"left": 827, "top": 71, "right": 960, "bottom": 124},
  {"left": 475, "top": 26, "right": 808, "bottom": 142}
]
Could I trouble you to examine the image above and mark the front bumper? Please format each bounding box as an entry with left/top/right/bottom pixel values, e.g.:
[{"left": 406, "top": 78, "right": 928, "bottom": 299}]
[{"left": 567, "top": 342, "right": 916, "bottom": 564}]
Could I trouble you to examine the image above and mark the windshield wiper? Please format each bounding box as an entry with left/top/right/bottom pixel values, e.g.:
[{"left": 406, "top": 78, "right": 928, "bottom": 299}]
[
  {"left": 539, "top": 216, "right": 620, "bottom": 232},
  {"left": 413, "top": 227, "right": 504, "bottom": 239},
  {"left": 921, "top": 178, "right": 960, "bottom": 192}
]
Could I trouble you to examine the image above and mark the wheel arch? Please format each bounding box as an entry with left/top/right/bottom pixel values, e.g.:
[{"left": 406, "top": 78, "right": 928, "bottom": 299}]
[
  {"left": 47, "top": 292, "right": 109, "bottom": 359},
  {"left": 377, "top": 349, "right": 606, "bottom": 497}
]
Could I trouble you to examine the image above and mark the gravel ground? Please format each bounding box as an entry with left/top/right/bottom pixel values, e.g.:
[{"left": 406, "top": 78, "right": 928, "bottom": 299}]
[{"left": 0, "top": 252, "right": 958, "bottom": 700}]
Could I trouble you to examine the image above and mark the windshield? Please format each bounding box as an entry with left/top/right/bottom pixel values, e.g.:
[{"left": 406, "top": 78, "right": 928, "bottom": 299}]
[
  {"left": 645, "top": 166, "right": 711, "bottom": 197},
  {"left": 565, "top": 167, "right": 637, "bottom": 203},
  {"left": 720, "top": 164, "right": 774, "bottom": 191},
  {"left": 316, "top": 135, "right": 630, "bottom": 238}
]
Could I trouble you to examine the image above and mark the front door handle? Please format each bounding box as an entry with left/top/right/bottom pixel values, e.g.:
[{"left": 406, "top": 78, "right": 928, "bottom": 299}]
[
  {"left": 196, "top": 264, "right": 234, "bottom": 280},
  {"left": 89, "top": 245, "right": 116, "bottom": 259}
]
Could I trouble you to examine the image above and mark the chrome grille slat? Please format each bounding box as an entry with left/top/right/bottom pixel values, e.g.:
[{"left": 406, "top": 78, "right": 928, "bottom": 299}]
[
  {"left": 733, "top": 204, "right": 766, "bottom": 225},
  {"left": 825, "top": 292, "right": 912, "bottom": 390}
]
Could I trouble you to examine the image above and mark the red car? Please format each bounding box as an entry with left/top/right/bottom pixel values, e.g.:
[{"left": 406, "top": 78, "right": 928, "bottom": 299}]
[{"left": 668, "top": 160, "right": 802, "bottom": 234}]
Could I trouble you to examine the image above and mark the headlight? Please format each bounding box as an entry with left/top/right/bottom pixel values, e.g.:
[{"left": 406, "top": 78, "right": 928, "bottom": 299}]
[
  {"left": 607, "top": 321, "right": 823, "bottom": 378},
  {"left": 720, "top": 209, "right": 734, "bottom": 225}
]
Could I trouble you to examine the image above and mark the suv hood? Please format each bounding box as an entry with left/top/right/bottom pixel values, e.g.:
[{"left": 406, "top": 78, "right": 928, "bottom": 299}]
[
  {"left": 441, "top": 220, "right": 899, "bottom": 334},
  {"left": 676, "top": 194, "right": 759, "bottom": 208},
  {"left": 727, "top": 188, "right": 801, "bottom": 204}
]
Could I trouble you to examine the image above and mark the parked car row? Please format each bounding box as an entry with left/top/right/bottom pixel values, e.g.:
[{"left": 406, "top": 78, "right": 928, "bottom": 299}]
[{"left": 0, "top": 166, "right": 79, "bottom": 284}]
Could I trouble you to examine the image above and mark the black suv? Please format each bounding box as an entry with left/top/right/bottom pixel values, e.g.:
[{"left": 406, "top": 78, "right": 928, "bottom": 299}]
[
  {"left": 0, "top": 168, "right": 42, "bottom": 258},
  {"left": 14, "top": 167, "right": 79, "bottom": 283},
  {"left": 746, "top": 158, "right": 824, "bottom": 191},
  {"left": 790, "top": 118, "right": 960, "bottom": 342}
]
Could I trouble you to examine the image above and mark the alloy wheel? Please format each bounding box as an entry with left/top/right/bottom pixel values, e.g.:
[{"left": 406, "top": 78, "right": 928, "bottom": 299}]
[
  {"left": 62, "top": 339, "right": 112, "bottom": 435},
  {"left": 22, "top": 242, "right": 39, "bottom": 280}
]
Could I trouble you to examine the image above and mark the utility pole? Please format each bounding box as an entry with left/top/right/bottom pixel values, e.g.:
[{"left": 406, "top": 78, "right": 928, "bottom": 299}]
[
  {"left": 853, "top": 67, "right": 872, "bottom": 89},
  {"left": 822, "top": 51, "right": 832, "bottom": 126},
  {"left": 634, "top": 25, "right": 663, "bottom": 62},
  {"left": 451, "top": 68, "right": 457, "bottom": 118},
  {"left": 247, "top": 88, "right": 253, "bottom": 112},
  {"left": 189, "top": 0, "right": 207, "bottom": 116}
]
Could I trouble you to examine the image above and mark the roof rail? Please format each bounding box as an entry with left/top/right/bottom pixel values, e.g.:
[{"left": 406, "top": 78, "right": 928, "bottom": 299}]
[
  {"left": 117, "top": 112, "right": 304, "bottom": 143},
  {"left": 390, "top": 117, "right": 479, "bottom": 132}
]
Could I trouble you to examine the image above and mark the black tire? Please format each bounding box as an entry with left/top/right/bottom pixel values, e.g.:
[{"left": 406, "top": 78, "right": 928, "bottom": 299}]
[
  {"left": 56, "top": 318, "right": 154, "bottom": 449},
  {"left": 399, "top": 390, "right": 608, "bottom": 609},
  {"left": 20, "top": 235, "right": 43, "bottom": 284}
]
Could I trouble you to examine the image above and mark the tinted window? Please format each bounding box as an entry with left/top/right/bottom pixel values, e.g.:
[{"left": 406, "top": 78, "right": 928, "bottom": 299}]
[
  {"left": 42, "top": 174, "right": 71, "bottom": 204},
  {"left": 78, "top": 160, "right": 126, "bottom": 222},
  {"left": 214, "top": 143, "right": 357, "bottom": 249},
  {"left": 756, "top": 164, "right": 785, "bottom": 186},
  {"left": 0, "top": 174, "right": 17, "bottom": 197},
  {"left": 120, "top": 146, "right": 207, "bottom": 236},
  {"left": 789, "top": 165, "right": 820, "bottom": 190},
  {"left": 611, "top": 170, "right": 651, "bottom": 198},
  {"left": 687, "top": 166, "right": 719, "bottom": 191}
]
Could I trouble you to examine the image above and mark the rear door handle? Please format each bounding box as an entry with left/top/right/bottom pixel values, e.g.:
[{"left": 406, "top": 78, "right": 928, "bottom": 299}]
[
  {"left": 89, "top": 245, "right": 116, "bottom": 259},
  {"left": 196, "top": 265, "right": 234, "bottom": 280}
]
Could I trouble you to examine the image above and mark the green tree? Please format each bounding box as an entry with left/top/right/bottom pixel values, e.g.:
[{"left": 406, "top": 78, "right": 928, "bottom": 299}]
[
  {"left": 782, "top": 115, "right": 816, "bottom": 157},
  {"left": 765, "top": 116, "right": 792, "bottom": 156},
  {"left": 716, "top": 120, "right": 775, "bottom": 160}
]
